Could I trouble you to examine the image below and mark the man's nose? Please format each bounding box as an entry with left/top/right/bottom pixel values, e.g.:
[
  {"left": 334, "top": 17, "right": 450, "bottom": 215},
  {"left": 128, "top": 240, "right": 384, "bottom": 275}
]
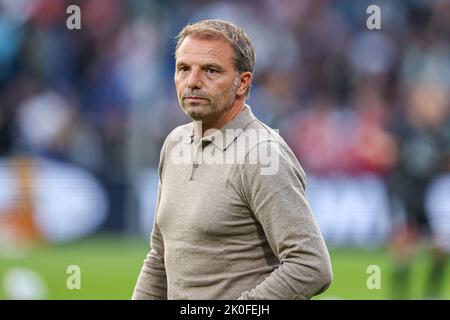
[{"left": 187, "top": 69, "right": 203, "bottom": 90}]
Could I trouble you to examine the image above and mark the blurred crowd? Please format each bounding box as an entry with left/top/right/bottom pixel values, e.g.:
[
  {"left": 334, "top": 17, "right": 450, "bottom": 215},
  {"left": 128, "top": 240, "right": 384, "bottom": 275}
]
[{"left": 0, "top": 0, "right": 449, "bottom": 233}]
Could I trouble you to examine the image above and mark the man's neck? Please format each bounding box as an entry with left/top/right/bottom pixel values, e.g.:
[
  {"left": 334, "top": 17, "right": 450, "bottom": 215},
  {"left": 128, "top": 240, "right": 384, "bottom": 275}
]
[{"left": 193, "top": 102, "right": 245, "bottom": 138}]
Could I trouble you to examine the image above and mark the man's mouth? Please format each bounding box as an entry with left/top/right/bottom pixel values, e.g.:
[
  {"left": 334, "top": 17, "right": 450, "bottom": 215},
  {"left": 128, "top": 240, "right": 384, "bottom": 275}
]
[{"left": 184, "top": 96, "right": 208, "bottom": 102}]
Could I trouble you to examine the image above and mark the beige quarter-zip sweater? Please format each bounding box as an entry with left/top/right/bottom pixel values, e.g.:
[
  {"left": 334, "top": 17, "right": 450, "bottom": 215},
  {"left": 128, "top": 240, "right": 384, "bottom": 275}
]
[{"left": 132, "top": 105, "right": 332, "bottom": 300}]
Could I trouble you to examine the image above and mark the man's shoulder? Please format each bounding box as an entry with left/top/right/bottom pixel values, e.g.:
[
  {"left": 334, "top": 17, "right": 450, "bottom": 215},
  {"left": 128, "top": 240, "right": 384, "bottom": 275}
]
[
  {"left": 161, "top": 122, "right": 193, "bottom": 150},
  {"left": 157, "top": 123, "right": 192, "bottom": 163},
  {"left": 240, "top": 118, "right": 289, "bottom": 152},
  {"left": 166, "top": 122, "right": 193, "bottom": 141},
  {"left": 240, "top": 117, "right": 306, "bottom": 181}
]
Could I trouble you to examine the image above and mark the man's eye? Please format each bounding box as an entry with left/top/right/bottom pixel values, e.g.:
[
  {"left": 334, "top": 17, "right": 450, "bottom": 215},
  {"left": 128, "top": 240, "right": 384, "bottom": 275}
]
[
  {"left": 207, "top": 68, "right": 218, "bottom": 74},
  {"left": 178, "top": 66, "right": 189, "bottom": 72}
]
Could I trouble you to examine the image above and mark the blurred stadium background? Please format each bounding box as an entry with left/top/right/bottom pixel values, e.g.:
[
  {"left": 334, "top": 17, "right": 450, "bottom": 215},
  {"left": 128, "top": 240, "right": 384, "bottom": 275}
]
[{"left": 0, "top": 0, "right": 449, "bottom": 299}]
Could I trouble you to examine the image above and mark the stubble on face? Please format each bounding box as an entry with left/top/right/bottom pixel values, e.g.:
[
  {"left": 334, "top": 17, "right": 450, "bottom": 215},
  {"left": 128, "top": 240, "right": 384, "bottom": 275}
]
[
  {"left": 174, "top": 36, "right": 240, "bottom": 126},
  {"left": 185, "top": 77, "right": 239, "bottom": 124}
]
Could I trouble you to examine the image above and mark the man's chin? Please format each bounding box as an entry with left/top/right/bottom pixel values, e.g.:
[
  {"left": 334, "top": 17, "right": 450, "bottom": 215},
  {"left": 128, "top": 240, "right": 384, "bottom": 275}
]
[
  {"left": 187, "top": 112, "right": 208, "bottom": 121},
  {"left": 184, "top": 105, "right": 211, "bottom": 120}
]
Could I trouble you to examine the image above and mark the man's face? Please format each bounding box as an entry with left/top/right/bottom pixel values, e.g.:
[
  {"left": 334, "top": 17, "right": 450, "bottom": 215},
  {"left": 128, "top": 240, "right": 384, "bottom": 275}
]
[{"left": 175, "top": 36, "right": 239, "bottom": 122}]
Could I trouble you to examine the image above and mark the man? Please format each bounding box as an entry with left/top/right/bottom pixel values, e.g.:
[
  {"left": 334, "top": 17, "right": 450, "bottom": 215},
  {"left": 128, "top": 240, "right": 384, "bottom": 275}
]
[
  {"left": 132, "top": 19, "right": 332, "bottom": 300},
  {"left": 387, "top": 84, "right": 449, "bottom": 299}
]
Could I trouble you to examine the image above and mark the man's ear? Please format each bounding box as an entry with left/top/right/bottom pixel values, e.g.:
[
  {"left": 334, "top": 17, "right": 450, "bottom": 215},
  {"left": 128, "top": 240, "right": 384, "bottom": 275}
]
[{"left": 236, "top": 72, "right": 252, "bottom": 98}]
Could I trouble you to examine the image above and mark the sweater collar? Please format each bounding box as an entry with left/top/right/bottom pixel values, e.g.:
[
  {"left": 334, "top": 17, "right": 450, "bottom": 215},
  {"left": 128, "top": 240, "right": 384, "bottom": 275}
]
[{"left": 186, "top": 104, "right": 257, "bottom": 151}]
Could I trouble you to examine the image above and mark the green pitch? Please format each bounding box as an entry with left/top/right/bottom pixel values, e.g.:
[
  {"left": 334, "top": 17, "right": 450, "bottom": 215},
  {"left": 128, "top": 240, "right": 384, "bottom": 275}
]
[{"left": 0, "top": 236, "right": 448, "bottom": 300}]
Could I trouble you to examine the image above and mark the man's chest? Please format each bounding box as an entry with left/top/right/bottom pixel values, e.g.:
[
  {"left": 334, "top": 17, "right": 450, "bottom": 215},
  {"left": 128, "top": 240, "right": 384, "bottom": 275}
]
[{"left": 156, "top": 161, "right": 257, "bottom": 242}]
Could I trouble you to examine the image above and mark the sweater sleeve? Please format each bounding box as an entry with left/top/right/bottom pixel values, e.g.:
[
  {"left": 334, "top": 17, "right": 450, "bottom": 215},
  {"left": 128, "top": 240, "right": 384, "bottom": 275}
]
[
  {"left": 237, "top": 141, "right": 333, "bottom": 300},
  {"left": 132, "top": 141, "right": 168, "bottom": 300}
]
